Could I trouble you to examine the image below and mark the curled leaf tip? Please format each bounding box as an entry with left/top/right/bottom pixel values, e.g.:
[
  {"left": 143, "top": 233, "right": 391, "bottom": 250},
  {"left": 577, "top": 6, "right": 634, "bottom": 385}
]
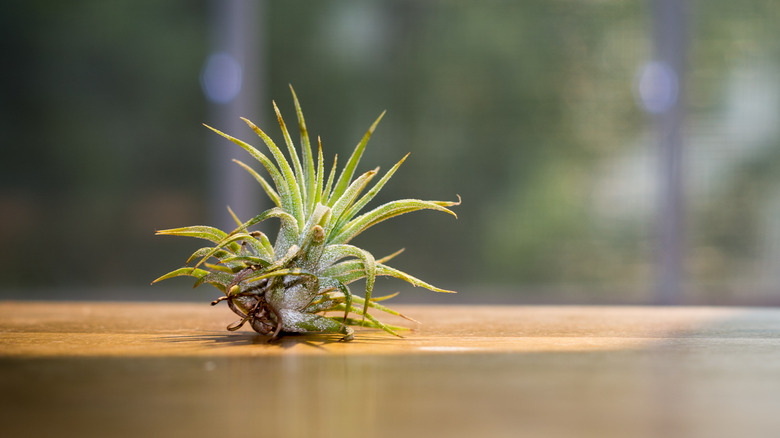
[
  {"left": 437, "top": 195, "right": 462, "bottom": 218},
  {"left": 240, "top": 117, "right": 258, "bottom": 128},
  {"left": 398, "top": 312, "right": 421, "bottom": 324}
]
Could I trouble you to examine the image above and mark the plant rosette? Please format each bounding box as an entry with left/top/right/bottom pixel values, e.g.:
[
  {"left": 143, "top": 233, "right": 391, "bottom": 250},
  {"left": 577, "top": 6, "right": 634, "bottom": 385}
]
[{"left": 153, "top": 87, "right": 459, "bottom": 341}]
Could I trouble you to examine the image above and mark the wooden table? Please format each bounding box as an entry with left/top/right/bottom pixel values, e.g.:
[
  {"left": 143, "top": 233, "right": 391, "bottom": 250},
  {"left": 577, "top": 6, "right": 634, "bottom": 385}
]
[{"left": 2, "top": 302, "right": 780, "bottom": 438}]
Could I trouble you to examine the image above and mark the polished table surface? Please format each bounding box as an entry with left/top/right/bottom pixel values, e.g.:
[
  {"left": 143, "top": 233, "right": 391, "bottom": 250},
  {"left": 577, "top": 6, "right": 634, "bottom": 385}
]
[{"left": 2, "top": 301, "right": 780, "bottom": 437}]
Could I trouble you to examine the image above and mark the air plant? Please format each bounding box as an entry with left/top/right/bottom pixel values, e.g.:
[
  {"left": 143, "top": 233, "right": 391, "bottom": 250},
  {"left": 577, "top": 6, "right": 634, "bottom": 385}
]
[{"left": 152, "top": 87, "right": 459, "bottom": 340}]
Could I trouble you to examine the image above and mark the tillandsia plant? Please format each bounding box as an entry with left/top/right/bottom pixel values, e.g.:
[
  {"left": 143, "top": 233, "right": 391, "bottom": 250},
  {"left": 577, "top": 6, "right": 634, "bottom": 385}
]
[{"left": 152, "top": 87, "right": 459, "bottom": 341}]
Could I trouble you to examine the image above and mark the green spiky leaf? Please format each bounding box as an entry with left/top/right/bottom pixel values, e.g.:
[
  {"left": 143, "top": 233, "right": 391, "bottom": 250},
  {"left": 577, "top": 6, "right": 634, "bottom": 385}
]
[{"left": 329, "top": 111, "right": 385, "bottom": 204}]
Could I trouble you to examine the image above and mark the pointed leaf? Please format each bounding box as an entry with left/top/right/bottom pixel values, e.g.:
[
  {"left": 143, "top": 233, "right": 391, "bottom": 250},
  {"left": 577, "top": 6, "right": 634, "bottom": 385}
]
[
  {"left": 367, "top": 291, "right": 401, "bottom": 302},
  {"left": 320, "top": 248, "right": 404, "bottom": 278},
  {"left": 249, "top": 243, "right": 301, "bottom": 277},
  {"left": 204, "top": 262, "right": 235, "bottom": 274},
  {"left": 329, "top": 310, "right": 403, "bottom": 337},
  {"left": 326, "top": 261, "right": 455, "bottom": 294},
  {"left": 244, "top": 267, "right": 315, "bottom": 284},
  {"left": 350, "top": 295, "right": 420, "bottom": 323},
  {"left": 192, "top": 208, "right": 298, "bottom": 270},
  {"left": 232, "top": 207, "right": 299, "bottom": 238},
  {"left": 151, "top": 267, "right": 210, "bottom": 284},
  {"left": 226, "top": 205, "right": 243, "bottom": 228},
  {"left": 219, "top": 255, "right": 270, "bottom": 268},
  {"left": 323, "top": 152, "right": 338, "bottom": 203},
  {"left": 329, "top": 111, "right": 385, "bottom": 204},
  {"left": 155, "top": 225, "right": 225, "bottom": 243},
  {"left": 338, "top": 316, "right": 407, "bottom": 334},
  {"left": 225, "top": 233, "right": 273, "bottom": 261},
  {"left": 331, "top": 199, "right": 458, "bottom": 245},
  {"left": 273, "top": 101, "right": 306, "bottom": 206},
  {"left": 192, "top": 271, "right": 233, "bottom": 292},
  {"left": 186, "top": 247, "right": 234, "bottom": 266},
  {"left": 325, "top": 169, "right": 377, "bottom": 238},
  {"left": 241, "top": 117, "right": 305, "bottom": 230},
  {"left": 376, "top": 263, "right": 456, "bottom": 293},
  {"left": 156, "top": 226, "right": 241, "bottom": 253},
  {"left": 249, "top": 231, "right": 275, "bottom": 260},
  {"left": 321, "top": 244, "right": 375, "bottom": 317},
  {"left": 314, "top": 138, "right": 325, "bottom": 207},
  {"left": 232, "top": 159, "right": 281, "bottom": 207},
  {"left": 333, "top": 154, "right": 408, "bottom": 233},
  {"left": 290, "top": 86, "right": 317, "bottom": 214},
  {"left": 203, "top": 124, "right": 290, "bottom": 212}
]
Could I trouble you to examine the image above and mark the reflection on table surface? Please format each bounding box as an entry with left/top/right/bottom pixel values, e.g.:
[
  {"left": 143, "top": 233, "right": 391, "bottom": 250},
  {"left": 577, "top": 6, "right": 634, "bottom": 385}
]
[{"left": 2, "top": 302, "right": 780, "bottom": 438}]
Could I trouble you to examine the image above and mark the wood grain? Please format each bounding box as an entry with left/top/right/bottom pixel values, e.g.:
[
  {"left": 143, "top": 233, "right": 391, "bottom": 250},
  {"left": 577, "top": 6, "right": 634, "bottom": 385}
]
[{"left": 2, "top": 301, "right": 780, "bottom": 438}]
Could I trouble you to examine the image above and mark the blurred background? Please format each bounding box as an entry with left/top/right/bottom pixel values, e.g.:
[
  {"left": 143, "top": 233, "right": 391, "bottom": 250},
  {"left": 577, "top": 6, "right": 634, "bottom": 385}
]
[{"left": 2, "top": 0, "right": 780, "bottom": 305}]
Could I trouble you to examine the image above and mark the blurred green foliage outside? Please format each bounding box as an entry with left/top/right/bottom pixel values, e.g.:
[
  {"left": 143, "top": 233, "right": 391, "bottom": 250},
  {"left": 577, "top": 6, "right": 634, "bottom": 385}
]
[{"left": 2, "top": 1, "right": 780, "bottom": 304}]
